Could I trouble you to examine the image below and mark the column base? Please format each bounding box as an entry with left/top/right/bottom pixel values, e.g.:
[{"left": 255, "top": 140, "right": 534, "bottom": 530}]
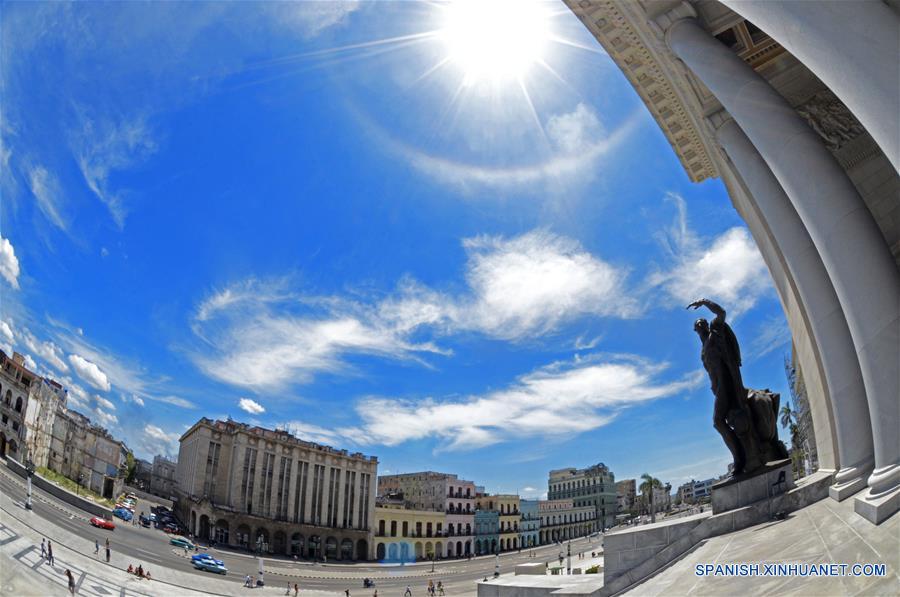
[
  {"left": 853, "top": 485, "right": 900, "bottom": 524},
  {"left": 829, "top": 475, "right": 867, "bottom": 501}
]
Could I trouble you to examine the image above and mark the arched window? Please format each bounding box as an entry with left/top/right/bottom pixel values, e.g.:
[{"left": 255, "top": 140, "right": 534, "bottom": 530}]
[{"left": 14, "top": 396, "right": 22, "bottom": 413}]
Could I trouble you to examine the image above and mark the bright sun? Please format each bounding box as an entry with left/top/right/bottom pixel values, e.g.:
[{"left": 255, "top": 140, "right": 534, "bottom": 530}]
[{"left": 440, "top": 0, "right": 552, "bottom": 85}]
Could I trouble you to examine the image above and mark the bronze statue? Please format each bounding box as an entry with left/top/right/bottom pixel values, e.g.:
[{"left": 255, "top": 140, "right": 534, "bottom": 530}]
[{"left": 688, "top": 298, "right": 788, "bottom": 478}]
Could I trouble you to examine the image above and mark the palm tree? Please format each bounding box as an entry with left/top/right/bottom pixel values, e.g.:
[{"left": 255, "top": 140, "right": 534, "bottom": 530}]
[
  {"left": 779, "top": 402, "right": 795, "bottom": 429},
  {"left": 640, "top": 474, "right": 662, "bottom": 524}
]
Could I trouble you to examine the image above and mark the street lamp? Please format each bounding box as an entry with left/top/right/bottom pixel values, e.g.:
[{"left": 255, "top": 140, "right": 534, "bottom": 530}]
[
  {"left": 77, "top": 473, "right": 84, "bottom": 497},
  {"left": 24, "top": 459, "right": 35, "bottom": 510},
  {"left": 566, "top": 540, "right": 571, "bottom": 575},
  {"left": 494, "top": 553, "right": 500, "bottom": 578}
]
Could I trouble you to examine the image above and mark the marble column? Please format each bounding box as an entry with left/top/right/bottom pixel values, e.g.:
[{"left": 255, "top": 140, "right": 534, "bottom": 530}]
[
  {"left": 714, "top": 113, "right": 875, "bottom": 498},
  {"left": 720, "top": 0, "right": 900, "bottom": 171},
  {"left": 660, "top": 8, "right": 899, "bottom": 523}
]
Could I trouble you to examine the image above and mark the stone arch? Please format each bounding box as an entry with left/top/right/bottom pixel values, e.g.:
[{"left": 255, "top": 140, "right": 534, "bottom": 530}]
[
  {"left": 447, "top": 541, "right": 454, "bottom": 557},
  {"left": 425, "top": 541, "right": 433, "bottom": 559},
  {"left": 464, "top": 540, "right": 471, "bottom": 555},
  {"left": 377, "top": 542, "right": 386, "bottom": 560},
  {"left": 399, "top": 542, "right": 410, "bottom": 561},
  {"left": 0, "top": 435, "right": 6, "bottom": 458},
  {"left": 490, "top": 538, "right": 497, "bottom": 553},
  {"left": 513, "top": 537, "right": 518, "bottom": 549},
  {"left": 273, "top": 530, "right": 287, "bottom": 555},
  {"left": 199, "top": 515, "right": 210, "bottom": 541},
  {"left": 255, "top": 527, "right": 270, "bottom": 552},
  {"left": 308, "top": 535, "right": 321, "bottom": 559},
  {"left": 190, "top": 510, "right": 197, "bottom": 536},
  {"left": 415, "top": 541, "right": 423, "bottom": 559},
  {"left": 340, "top": 538, "right": 353, "bottom": 560},
  {"left": 3, "top": 389, "right": 10, "bottom": 406},
  {"left": 356, "top": 539, "right": 367, "bottom": 561},
  {"left": 455, "top": 540, "right": 462, "bottom": 556},
  {"left": 14, "top": 396, "right": 22, "bottom": 412},
  {"left": 475, "top": 539, "right": 482, "bottom": 555},
  {"left": 325, "top": 536, "right": 338, "bottom": 559},
  {"left": 388, "top": 543, "right": 399, "bottom": 561},
  {"left": 291, "top": 533, "right": 304, "bottom": 555},
  {"left": 435, "top": 541, "right": 443, "bottom": 558}
]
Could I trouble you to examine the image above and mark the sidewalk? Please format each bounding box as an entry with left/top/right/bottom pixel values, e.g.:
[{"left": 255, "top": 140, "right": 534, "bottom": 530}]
[{"left": 0, "top": 492, "right": 339, "bottom": 596}]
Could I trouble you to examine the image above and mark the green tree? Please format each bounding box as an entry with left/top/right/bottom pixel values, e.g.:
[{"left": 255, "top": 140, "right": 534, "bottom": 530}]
[
  {"left": 124, "top": 451, "right": 136, "bottom": 484},
  {"left": 639, "top": 473, "right": 662, "bottom": 523}
]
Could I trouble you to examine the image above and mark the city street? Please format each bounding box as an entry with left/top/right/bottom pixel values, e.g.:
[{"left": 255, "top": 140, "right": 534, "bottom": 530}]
[{"left": 0, "top": 463, "right": 602, "bottom": 595}]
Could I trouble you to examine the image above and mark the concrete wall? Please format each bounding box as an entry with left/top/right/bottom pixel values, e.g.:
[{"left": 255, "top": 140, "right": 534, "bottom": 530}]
[{"left": 6, "top": 457, "right": 113, "bottom": 519}]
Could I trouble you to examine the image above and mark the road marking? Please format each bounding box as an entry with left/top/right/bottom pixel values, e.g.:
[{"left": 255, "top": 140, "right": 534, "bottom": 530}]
[
  {"left": 75, "top": 569, "right": 87, "bottom": 593},
  {"left": 12, "top": 545, "right": 34, "bottom": 561}
]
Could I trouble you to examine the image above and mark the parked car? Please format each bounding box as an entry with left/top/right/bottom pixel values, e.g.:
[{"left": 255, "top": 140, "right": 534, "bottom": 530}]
[
  {"left": 90, "top": 517, "right": 115, "bottom": 530},
  {"left": 193, "top": 558, "right": 227, "bottom": 574},
  {"left": 164, "top": 523, "right": 180, "bottom": 534},
  {"left": 113, "top": 508, "right": 133, "bottom": 521},
  {"left": 170, "top": 536, "right": 195, "bottom": 550},
  {"left": 139, "top": 515, "right": 152, "bottom": 527}
]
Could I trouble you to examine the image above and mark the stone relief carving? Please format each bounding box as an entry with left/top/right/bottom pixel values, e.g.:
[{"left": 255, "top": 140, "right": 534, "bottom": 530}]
[{"left": 796, "top": 90, "right": 865, "bottom": 150}]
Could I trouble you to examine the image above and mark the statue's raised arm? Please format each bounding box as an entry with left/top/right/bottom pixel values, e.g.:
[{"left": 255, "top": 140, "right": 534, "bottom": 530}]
[{"left": 686, "top": 298, "right": 726, "bottom": 326}]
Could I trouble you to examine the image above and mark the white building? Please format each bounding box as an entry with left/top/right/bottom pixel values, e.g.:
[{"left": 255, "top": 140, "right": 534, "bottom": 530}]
[{"left": 565, "top": 0, "right": 899, "bottom": 524}]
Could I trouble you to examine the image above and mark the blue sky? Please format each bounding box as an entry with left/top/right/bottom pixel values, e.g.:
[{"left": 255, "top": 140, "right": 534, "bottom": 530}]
[{"left": 0, "top": 1, "right": 793, "bottom": 497}]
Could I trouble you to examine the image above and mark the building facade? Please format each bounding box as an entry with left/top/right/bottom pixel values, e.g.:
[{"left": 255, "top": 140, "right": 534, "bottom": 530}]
[
  {"left": 474, "top": 509, "right": 499, "bottom": 555},
  {"left": 377, "top": 471, "right": 475, "bottom": 558},
  {"left": 519, "top": 499, "right": 540, "bottom": 548},
  {"left": 0, "top": 351, "right": 37, "bottom": 460},
  {"left": 616, "top": 479, "right": 636, "bottom": 515},
  {"left": 538, "top": 499, "right": 596, "bottom": 544},
  {"left": 23, "top": 378, "right": 67, "bottom": 469},
  {"left": 47, "top": 407, "right": 126, "bottom": 499},
  {"left": 150, "top": 454, "right": 177, "bottom": 499},
  {"left": 175, "top": 418, "right": 377, "bottom": 561},
  {"left": 564, "top": 0, "right": 899, "bottom": 524},
  {"left": 548, "top": 463, "right": 617, "bottom": 529},
  {"left": 374, "top": 499, "right": 446, "bottom": 561}
]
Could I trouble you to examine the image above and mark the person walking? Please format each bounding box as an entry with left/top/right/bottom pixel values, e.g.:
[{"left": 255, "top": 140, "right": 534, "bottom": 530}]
[
  {"left": 404, "top": 586, "right": 412, "bottom": 597},
  {"left": 293, "top": 583, "right": 299, "bottom": 596},
  {"left": 105, "top": 538, "right": 111, "bottom": 563},
  {"left": 65, "top": 569, "right": 76, "bottom": 595},
  {"left": 94, "top": 540, "right": 99, "bottom": 556},
  {"left": 40, "top": 539, "right": 46, "bottom": 560},
  {"left": 47, "top": 541, "right": 54, "bottom": 566}
]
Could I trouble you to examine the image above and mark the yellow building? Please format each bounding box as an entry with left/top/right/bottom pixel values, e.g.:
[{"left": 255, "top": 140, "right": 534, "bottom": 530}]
[{"left": 374, "top": 505, "right": 446, "bottom": 561}]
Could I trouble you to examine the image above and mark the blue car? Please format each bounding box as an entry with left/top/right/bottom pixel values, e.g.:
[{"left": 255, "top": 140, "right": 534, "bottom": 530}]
[
  {"left": 113, "top": 507, "right": 132, "bottom": 521},
  {"left": 191, "top": 554, "right": 224, "bottom": 566},
  {"left": 193, "top": 558, "right": 227, "bottom": 574}
]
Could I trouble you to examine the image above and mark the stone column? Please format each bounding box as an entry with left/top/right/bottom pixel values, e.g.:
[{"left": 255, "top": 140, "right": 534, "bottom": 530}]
[
  {"left": 660, "top": 8, "right": 899, "bottom": 523},
  {"left": 713, "top": 113, "right": 875, "bottom": 498},
  {"left": 719, "top": 0, "right": 900, "bottom": 170}
]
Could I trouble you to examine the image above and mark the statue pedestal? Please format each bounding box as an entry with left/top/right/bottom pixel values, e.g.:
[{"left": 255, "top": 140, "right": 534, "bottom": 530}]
[{"left": 711, "top": 459, "right": 794, "bottom": 514}]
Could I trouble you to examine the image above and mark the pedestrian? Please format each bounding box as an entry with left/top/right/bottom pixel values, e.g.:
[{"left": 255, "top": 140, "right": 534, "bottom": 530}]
[
  {"left": 105, "top": 539, "right": 111, "bottom": 563},
  {"left": 65, "top": 568, "right": 75, "bottom": 595},
  {"left": 244, "top": 575, "right": 252, "bottom": 588},
  {"left": 345, "top": 590, "right": 351, "bottom": 597},
  {"left": 293, "top": 583, "right": 299, "bottom": 596},
  {"left": 437, "top": 581, "right": 445, "bottom": 596},
  {"left": 373, "top": 591, "right": 377, "bottom": 597},
  {"left": 404, "top": 587, "right": 412, "bottom": 597},
  {"left": 286, "top": 582, "right": 291, "bottom": 595},
  {"left": 47, "top": 541, "right": 54, "bottom": 566},
  {"left": 94, "top": 540, "right": 99, "bottom": 556},
  {"left": 40, "top": 539, "right": 46, "bottom": 560}
]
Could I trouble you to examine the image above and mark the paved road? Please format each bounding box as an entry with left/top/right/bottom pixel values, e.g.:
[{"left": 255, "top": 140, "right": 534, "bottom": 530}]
[{"left": 0, "top": 464, "right": 602, "bottom": 595}]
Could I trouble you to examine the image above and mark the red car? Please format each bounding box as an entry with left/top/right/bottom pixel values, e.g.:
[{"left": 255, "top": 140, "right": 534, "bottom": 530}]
[{"left": 90, "top": 517, "right": 115, "bottom": 530}]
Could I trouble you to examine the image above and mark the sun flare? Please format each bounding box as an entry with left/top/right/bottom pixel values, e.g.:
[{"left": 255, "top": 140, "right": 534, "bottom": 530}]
[{"left": 440, "top": 0, "right": 552, "bottom": 85}]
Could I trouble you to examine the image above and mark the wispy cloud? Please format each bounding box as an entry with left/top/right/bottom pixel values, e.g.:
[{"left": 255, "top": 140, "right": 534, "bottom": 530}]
[
  {"left": 346, "top": 353, "right": 701, "bottom": 451},
  {"left": 273, "top": 1, "right": 362, "bottom": 38},
  {"left": 140, "top": 424, "right": 180, "bottom": 457},
  {"left": 192, "top": 230, "right": 635, "bottom": 390},
  {"left": 748, "top": 315, "right": 792, "bottom": 361},
  {"left": 28, "top": 166, "right": 68, "bottom": 231},
  {"left": 71, "top": 113, "right": 158, "bottom": 228},
  {"left": 21, "top": 329, "right": 69, "bottom": 372},
  {"left": 648, "top": 194, "right": 771, "bottom": 315}
]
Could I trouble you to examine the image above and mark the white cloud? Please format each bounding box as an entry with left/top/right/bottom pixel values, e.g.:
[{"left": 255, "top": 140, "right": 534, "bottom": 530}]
[
  {"left": 140, "top": 424, "right": 180, "bottom": 457},
  {"left": 28, "top": 166, "right": 68, "bottom": 231},
  {"left": 68, "top": 354, "right": 111, "bottom": 391},
  {"left": 348, "top": 354, "right": 701, "bottom": 451},
  {"left": 0, "top": 236, "right": 20, "bottom": 289},
  {"left": 21, "top": 330, "right": 69, "bottom": 372},
  {"left": 456, "top": 231, "right": 635, "bottom": 339},
  {"left": 0, "top": 320, "right": 14, "bottom": 345},
  {"left": 192, "top": 230, "right": 636, "bottom": 390},
  {"left": 284, "top": 421, "right": 346, "bottom": 447},
  {"left": 238, "top": 397, "right": 265, "bottom": 415},
  {"left": 93, "top": 410, "right": 118, "bottom": 429},
  {"left": 59, "top": 376, "right": 89, "bottom": 409},
  {"left": 274, "top": 1, "right": 361, "bottom": 37},
  {"left": 94, "top": 395, "right": 116, "bottom": 411},
  {"left": 649, "top": 194, "right": 771, "bottom": 315},
  {"left": 748, "top": 315, "right": 792, "bottom": 361},
  {"left": 72, "top": 113, "right": 158, "bottom": 228},
  {"left": 546, "top": 103, "right": 605, "bottom": 155},
  {"left": 124, "top": 394, "right": 145, "bottom": 407},
  {"left": 22, "top": 353, "right": 37, "bottom": 371}
]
